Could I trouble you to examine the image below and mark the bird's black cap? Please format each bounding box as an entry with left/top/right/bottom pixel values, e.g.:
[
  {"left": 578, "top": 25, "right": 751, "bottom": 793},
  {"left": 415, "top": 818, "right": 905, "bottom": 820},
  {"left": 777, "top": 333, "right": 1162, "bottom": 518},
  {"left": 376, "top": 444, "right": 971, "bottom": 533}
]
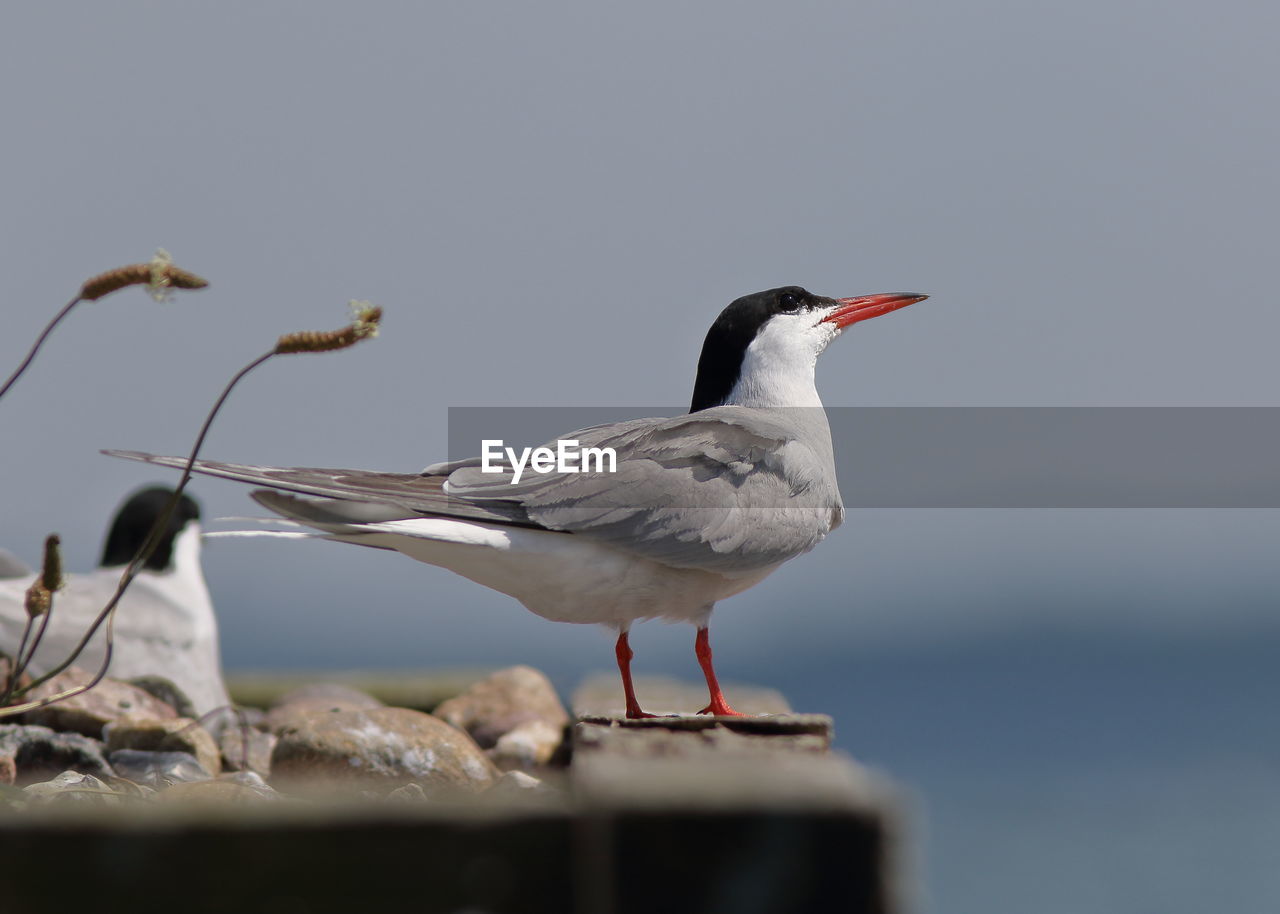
[
  {"left": 689, "top": 286, "right": 826, "bottom": 412},
  {"left": 100, "top": 486, "right": 201, "bottom": 571}
]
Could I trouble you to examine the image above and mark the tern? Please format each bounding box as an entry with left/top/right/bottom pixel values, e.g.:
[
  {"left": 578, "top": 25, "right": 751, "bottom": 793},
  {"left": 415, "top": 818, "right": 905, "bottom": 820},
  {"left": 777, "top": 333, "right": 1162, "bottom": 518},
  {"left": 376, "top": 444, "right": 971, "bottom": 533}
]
[
  {"left": 0, "top": 487, "right": 230, "bottom": 717},
  {"left": 108, "top": 287, "right": 925, "bottom": 718}
]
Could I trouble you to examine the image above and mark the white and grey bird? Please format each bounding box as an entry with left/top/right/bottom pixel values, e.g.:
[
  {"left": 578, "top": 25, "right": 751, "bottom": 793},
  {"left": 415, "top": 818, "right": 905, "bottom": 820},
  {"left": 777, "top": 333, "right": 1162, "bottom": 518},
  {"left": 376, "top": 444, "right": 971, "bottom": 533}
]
[
  {"left": 0, "top": 487, "right": 231, "bottom": 717},
  {"left": 108, "top": 287, "right": 925, "bottom": 717}
]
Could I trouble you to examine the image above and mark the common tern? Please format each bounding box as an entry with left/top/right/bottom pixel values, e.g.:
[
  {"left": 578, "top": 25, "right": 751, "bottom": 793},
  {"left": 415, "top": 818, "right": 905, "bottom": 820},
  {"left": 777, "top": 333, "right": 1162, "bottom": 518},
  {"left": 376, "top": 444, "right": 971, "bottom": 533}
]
[
  {"left": 108, "top": 287, "right": 925, "bottom": 717},
  {"left": 0, "top": 487, "right": 230, "bottom": 716}
]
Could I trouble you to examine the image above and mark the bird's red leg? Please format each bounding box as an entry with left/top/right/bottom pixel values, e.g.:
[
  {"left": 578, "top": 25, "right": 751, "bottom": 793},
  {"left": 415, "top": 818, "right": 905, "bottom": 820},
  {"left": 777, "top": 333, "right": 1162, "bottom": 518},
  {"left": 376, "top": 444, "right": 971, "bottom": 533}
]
[
  {"left": 615, "top": 631, "right": 658, "bottom": 719},
  {"left": 695, "top": 626, "right": 745, "bottom": 716}
]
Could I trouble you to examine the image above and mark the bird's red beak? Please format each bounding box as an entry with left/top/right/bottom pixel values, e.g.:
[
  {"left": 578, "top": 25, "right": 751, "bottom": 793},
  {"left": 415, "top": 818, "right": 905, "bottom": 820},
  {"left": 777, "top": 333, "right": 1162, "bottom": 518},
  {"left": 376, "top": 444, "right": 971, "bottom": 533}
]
[{"left": 822, "top": 293, "right": 928, "bottom": 329}]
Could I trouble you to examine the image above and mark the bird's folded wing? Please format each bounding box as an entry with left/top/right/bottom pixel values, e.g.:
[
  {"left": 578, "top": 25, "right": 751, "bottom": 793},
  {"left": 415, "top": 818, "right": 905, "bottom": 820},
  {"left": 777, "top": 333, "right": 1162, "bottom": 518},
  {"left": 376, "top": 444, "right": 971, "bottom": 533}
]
[
  {"left": 105, "top": 405, "right": 840, "bottom": 573},
  {"left": 445, "top": 407, "right": 841, "bottom": 571}
]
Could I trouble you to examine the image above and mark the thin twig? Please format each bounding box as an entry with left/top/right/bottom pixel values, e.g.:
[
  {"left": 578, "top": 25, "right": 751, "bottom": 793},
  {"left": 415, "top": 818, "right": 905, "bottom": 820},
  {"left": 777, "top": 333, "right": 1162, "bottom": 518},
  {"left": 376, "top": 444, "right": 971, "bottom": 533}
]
[{"left": 0, "top": 295, "right": 82, "bottom": 400}]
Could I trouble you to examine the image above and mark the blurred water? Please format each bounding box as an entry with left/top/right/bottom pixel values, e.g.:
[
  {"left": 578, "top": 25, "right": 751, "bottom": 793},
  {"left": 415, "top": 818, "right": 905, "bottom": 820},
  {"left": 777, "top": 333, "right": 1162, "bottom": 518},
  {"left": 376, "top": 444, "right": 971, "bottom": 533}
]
[{"left": 777, "top": 631, "right": 1280, "bottom": 914}]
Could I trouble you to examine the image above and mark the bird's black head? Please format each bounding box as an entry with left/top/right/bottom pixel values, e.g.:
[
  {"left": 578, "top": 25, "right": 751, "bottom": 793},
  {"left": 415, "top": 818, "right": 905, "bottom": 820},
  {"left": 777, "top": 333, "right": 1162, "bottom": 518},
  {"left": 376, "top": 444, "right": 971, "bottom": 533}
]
[
  {"left": 100, "top": 486, "right": 201, "bottom": 571},
  {"left": 689, "top": 286, "right": 827, "bottom": 412}
]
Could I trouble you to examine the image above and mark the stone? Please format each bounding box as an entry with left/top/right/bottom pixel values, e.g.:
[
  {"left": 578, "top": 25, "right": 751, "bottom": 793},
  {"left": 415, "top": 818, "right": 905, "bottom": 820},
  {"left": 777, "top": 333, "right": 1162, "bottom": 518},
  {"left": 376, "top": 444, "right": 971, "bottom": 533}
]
[
  {"left": 271, "top": 706, "right": 498, "bottom": 792},
  {"left": 487, "top": 770, "right": 551, "bottom": 798},
  {"left": 490, "top": 719, "right": 566, "bottom": 770},
  {"left": 21, "top": 666, "right": 177, "bottom": 737},
  {"left": 265, "top": 682, "right": 383, "bottom": 733},
  {"left": 433, "top": 665, "right": 569, "bottom": 755},
  {"left": 103, "top": 714, "right": 222, "bottom": 775},
  {"left": 219, "top": 721, "right": 277, "bottom": 777},
  {"left": 23, "top": 770, "right": 121, "bottom": 805},
  {"left": 101, "top": 776, "right": 157, "bottom": 800},
  {"left": 0, "top": 754, "right": 14, "bottom": 785},
  {"left": 126, "top": 675, "right": 199, "bottom": 720},
  {"left": 161, "top": 778, "right": 269, "bottom": 804},
  {"left": 0, "top": 723, "right": 114, "bottom": 785},
  {"left": 385, "top": 782, "right": 429, "bottom": 803},
  {"left": 216, "top": 770, "right": 277, "bottom": 797},
  {"left": 108, "top": 749, "right": 211, "bottom": 788}
]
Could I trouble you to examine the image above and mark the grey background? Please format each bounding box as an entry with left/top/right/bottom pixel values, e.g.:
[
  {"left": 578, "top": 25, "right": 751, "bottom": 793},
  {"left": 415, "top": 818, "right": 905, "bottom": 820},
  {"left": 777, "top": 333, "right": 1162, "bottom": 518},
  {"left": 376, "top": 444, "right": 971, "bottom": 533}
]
[{"left": 2, "top": 5, "right": 1278, "bottom": 912}]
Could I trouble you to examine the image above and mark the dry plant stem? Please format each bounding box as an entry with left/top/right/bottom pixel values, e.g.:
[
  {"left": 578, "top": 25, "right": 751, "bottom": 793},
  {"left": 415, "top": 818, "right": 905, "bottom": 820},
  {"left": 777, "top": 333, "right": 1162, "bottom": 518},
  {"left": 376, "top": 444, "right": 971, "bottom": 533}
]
[
  {"left": 0, "top": 350, "right": 278, "bottom": 718},
  {"left": 2, "top": 617, "right": 35, "bottom": 703},
  {"left": 3, "top": 611, "right": 53, "bottom": 705},
  {"left": 0, "top": 295, "right": 82, "bottom": 401},
  {"left": 2, "top": 535, "right": 61, "bottom": 704}
]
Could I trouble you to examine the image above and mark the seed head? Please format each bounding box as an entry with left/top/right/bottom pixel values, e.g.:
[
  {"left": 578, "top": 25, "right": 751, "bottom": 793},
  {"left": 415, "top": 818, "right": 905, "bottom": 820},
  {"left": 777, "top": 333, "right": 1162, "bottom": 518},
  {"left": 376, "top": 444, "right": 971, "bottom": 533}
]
[
  {"left": 79, "top": 250, "right": 209, "bottom": 302},
  {"left": 275, "top": 301, "right": 383, "bottom": 355}
]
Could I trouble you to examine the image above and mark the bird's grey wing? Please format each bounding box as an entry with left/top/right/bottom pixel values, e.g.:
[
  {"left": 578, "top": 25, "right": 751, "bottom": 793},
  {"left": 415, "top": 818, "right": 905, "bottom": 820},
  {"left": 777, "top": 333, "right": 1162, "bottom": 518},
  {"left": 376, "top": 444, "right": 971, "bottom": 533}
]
[
  {"left": 445, "top": 407, "right": 842, "bottom": 572},
  {"left": 102, "top": 450, "right": 548, "bottom": 530}
]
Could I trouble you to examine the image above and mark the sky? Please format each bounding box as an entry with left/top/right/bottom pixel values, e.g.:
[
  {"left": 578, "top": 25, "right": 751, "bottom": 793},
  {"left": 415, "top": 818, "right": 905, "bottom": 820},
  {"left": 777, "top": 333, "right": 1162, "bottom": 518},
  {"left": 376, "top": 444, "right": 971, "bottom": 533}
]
[{"left": 1, "top": 1, "right": 1278, "bottom": 678}]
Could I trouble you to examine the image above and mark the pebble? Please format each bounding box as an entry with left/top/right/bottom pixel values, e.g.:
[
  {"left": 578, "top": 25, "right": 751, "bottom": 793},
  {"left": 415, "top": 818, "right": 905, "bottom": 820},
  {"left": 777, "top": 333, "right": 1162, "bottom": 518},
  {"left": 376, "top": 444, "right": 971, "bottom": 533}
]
[
  {"left": 271, "top": 706, "right": 498, "bottom": 792},
  {"left": 21, "top": 666, "right": 177, "bottom": 738},
  {"left": 385, "top": 782, "right": 429, "bottom": 803},
  {"left": 23, "top": 770, "right": 121, "bottom": 805},
  {"left": 488, "top": 770, "right": 549, "bottom": 797},
  {"left": 265, "top": 682, "right": 384, "bottom": 733},
  {"left": 219, "top": 721, "right": 277, "bottom": 777},
  {"left": 0, "top": 723, "right": 114, "bottom": 785},
  {"left": 433, "top": 666, "right": 569, "bottom": 769},
  {"left": 107, "top": 749, "right": 211, "bottom": 787},
  {"left": 490, "top": 720, "right": 567, "bottom": 771},
  {"left": 126, "top": 675, "right": 199, "bottom": 720},
  {"left": 103, "top": 714, "right": 222, "bottom": 776},
  {"left": 161, "top": 778, "right": 268, "bottom": 804}
]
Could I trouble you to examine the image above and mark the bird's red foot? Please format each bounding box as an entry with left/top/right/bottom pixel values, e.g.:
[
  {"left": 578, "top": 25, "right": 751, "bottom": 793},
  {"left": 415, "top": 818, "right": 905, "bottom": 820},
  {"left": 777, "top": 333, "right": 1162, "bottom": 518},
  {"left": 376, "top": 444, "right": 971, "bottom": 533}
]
[
  {"left": 696, "top": 699, "right": 746, "bottom": 717},
  {"left": 625, "top": 707, "right": 662, "bottom": 720}
]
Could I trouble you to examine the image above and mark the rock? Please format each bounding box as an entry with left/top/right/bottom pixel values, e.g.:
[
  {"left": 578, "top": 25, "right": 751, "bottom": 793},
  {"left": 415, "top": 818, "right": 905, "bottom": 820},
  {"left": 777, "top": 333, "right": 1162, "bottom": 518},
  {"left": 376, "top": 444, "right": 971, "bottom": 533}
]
[
  {"left": 103, "top": 714, "right": 221, "bottom": 776},
  {"left": 126, "top": 675, "right": 199, "bottom": 720},
  {"left": 101, "top": 776, "right": 157, "bottom": 800},
  {"left": 0, "top": 723, "right": 114, "bottom": 785},
  {"left": 23, "top": 770, "right": 121, "bottom": 805},
  {"left": 0, "top": 755, "right": 14, "bottom": 786},
  {"left": 161, "top": 778, "right": 269, "bottom": 804},
  {"left": 488, "top": 769, "right": 550, "bottom": 798},
  {"left": 217, "top": 769, "right": 276, "bottom": 797},
  {"left": 21, "top": 666, "right": 176, "bottom": 737},
  {"left": 385, "top": 782, "right": 429, "bottom": 803},
  {"left": 271, "top": 706, "right": 498, "bottom": 792},
  {"left": 490, "top": 720, "right": 566, "bottom": 770},
  {"left": 219, "top": 721, "right": 277, "bottom": 777},
  {"left": 265, "top": 682, "right": 383, "bottom": 733},
  {"left": 108, "top": 749, "right": 211, "bottom": 787},
  {"left": 433, "top": 665, "right": 569, "bottom": 761}
]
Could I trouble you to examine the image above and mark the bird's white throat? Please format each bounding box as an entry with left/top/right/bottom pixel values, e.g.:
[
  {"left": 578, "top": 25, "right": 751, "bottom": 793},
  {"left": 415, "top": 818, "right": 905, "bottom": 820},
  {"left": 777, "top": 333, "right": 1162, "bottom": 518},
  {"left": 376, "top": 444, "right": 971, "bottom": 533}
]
[{"left": 721, "top": 314, "right": 835, "bottom": 409}]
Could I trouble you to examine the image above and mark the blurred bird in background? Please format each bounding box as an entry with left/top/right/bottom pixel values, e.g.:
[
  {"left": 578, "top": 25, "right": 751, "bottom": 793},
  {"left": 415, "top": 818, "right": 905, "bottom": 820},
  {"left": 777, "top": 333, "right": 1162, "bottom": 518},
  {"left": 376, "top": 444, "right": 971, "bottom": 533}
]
[{"left": 0, "top": 487, "right": 230, "bottom": 717}]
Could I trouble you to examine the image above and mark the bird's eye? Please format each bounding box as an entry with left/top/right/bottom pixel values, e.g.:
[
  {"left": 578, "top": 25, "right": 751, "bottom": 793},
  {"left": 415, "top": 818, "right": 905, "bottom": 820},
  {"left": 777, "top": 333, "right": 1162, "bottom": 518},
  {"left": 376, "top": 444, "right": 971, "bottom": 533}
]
[{"left": 778, "top": 292, "right": 801, "bottom": 312}]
